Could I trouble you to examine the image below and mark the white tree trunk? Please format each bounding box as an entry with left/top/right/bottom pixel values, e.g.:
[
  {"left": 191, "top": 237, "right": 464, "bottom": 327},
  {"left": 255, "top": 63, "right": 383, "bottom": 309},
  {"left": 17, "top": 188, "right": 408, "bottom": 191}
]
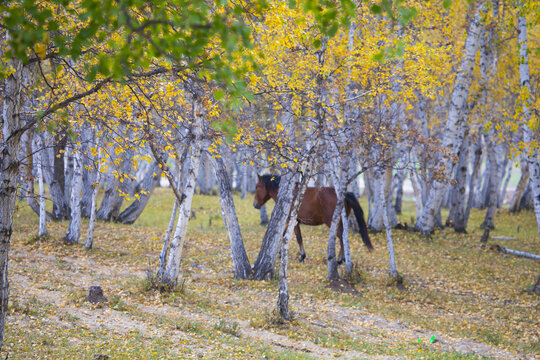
[
  {"left": 518, "top": 10, "right": 540, "bottom": 235},
  {"left": 252, "top": 172, "right": 297, "bottom": 280},
  {"left": 410, "top": 166, "right": 424, "bottom": 221},
  {"left": 157, "top": 154, "right": 185, "bottom": 279},
  {"left": 341, "top": 208, "right": 352, "bottom": 272},
  {"left": 327, "top": 191, "right": 345, "bottom": 280},
  {"left": 328, "top": 139, "right": 353, "bottom": 275},
  {"left": 0, "top": 43, "right": 23, "bottom": 350},
  {"left": 277, "top": 171, "right": 308, "bottom": 319},
  {"left": 64, "top": 143, "right": 83, "bottom": 244},
  {"left": 379, "top": 167, "right": 397, "bottom": 277},
  {"left": 36, "top": 139, "right": 47, "bottom": 237},
  {"left": 161, "top": 94, "right": 205, "bottom": 286},
  {"left": 85, "top": 147, "right": 102, "bottom": 250},
  {"left": 415, "top": 4, "right": 486, "bottom": 234},
  {"left": 213, "top": 154, "right": 252, "bottom": 279}
]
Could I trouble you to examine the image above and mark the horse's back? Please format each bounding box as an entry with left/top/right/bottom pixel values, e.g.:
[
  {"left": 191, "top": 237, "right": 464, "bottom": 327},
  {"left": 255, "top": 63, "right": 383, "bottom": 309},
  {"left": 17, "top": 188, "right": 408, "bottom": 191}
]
[{"left": 298, "top": 187, "right": 337, "bottom": 226}]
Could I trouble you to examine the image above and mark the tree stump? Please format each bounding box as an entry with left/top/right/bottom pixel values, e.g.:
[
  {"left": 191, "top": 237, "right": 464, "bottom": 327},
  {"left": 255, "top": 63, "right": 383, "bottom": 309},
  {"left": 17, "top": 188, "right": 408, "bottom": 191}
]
[{"left": 86, "top": 286, "right": 108, "bottom": 304}]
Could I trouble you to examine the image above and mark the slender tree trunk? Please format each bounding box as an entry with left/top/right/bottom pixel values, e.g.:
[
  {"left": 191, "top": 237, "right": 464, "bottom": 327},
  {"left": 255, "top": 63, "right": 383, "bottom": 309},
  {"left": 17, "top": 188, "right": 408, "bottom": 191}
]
[
  {"left": 240, "top": 162, "right": 248, "bottom": 199},
  {"left": 415, "top": 4, "right": 486, "bottom": 234},
  {"left": 277, "top": 171, "right": 308, "bottom": 319},
  {"left": 457, "top": 139, "right": 482, "bottom": 232},
  {"left": 482, "top": 135, "right": 501, "bottom": 229},
  {"left": 213, "top": 155, "right": 252, "bottom": 279},
  {"left": 158, "top": 197, "right": 180, "bottom": 278},
  {"left": 259, "top": 205, "right": 269, "bottom": 225},
  {"left": 64, "top": 143, "right": 83, "bottom": 244},
  {"left": 161, "top": 93, "right": 205, "bottom": 286},
  {"left": 156, "top": 157, "right": 183, "bottom": 278},
  {"left": 22, "top": 131, "right": 39, "bottom": 217},
  {"left": 364, "top": 169, "right": 374, "bottom": 216},
  {"left": 0, "top": 47, "right": 23, "bottom": 351},
  {"left": 381, "top": 171, "right": 398, "bottom": 277},
  {"left": 394, "top": 169, "right": 405, "bottom": 214},
  {"left": 197, "top": 153, "right": 215, "bottom": 195},
  {"left": 41, "top": 132, "right": 70, "bottom": 220},
  {"left": 36, "top": 139, "right": 47, "bottom": 237},
  {"left": 64, "top": 146, "right": 73, "bottom": 206},
  {"left": 517, "top": 10, "right": 540, "bottom": 235},
  {"left": 410, "top": 167, "right": 424, "bottom": 222},
  {"left": 368, "top": 168, "right": 385, "bottom": 231},
  {"left": 252, "top": 172, "right": 296, "bottom": 280},
  {"left": 369, "top": 168, "right": 396, "bottom": 231},
  {"left": 84, "top": 170, "right": 101, "bottom": 249},
  {"left": 85, "top": 147, "right": 102, "bottom": 250},
  {"left": 327, "top": 191, "right": 345, "bottom": 280},
  {"left": 447, "top": 137, "right": 469, "bottom": 228},
  {"left": 341, "top": 208, "right": 352, "bottom": 272},
  {"left": 81, "top": 127, "right": 97, "bottom": 217}
]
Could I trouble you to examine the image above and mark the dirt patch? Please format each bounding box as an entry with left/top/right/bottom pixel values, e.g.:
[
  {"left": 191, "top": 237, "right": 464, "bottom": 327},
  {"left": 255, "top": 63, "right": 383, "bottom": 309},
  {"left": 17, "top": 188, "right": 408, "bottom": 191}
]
[{"left": 327, "top": 279, "right": 359, "bottom": 295}]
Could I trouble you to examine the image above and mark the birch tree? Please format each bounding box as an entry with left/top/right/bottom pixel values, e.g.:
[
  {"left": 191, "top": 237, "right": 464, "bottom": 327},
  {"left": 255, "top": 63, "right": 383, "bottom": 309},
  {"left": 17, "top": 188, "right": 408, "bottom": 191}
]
[
  {"left": 161, "top": 90, "right": 206, "bottom": 287},
  {"left": 0, "top": 35, "right": 23, "bottom": 350},
  {"left": 415, "top": 3, "right": 487, "bottom": 234},
  {"left": 35, "top": 137, "right": 47, "bottom": 237},
  {"left": 277, "top": 170, "right": 310, "bottom": 319},
  {"left": 64, "top": 141, "right": 83, "bottom": 244},
  {"left": 212, "top": 154, "right": 252, "bottom": 279},
  {"left": 517, "top": 7, "right": 540, "bottom": 235}
]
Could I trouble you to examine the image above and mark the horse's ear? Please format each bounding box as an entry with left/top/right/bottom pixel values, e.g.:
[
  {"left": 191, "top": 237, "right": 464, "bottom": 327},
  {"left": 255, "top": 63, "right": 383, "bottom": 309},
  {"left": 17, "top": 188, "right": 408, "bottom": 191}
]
[{"left": 257, "top": 174, "right": 261, "bottom": 181}]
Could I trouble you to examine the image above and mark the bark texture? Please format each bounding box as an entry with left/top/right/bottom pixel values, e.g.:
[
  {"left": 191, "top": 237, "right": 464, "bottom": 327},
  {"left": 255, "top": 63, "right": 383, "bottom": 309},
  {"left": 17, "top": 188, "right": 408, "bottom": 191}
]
[
  {"left": 252, "top": 172, "right": 296, "bottom": 280},
  {"left": 518, "top": 10, "right": 540, "bottom": 236},
  {"left": 415, "top": 4, "right": 486, "bottom": 234},
  {"left": 64, "top": 144, "right": 83, "bottom": 243},
  {"left": 213, "top": 155, "right": 252, "bottom": 279},
  {"left": 0, "top": 50, "right": 23, "bottom": 351},
  {"left": 161, "top": 93, "right": 205, "bottom": 286},
  {"left": 277, "top": 171, "right": 307, "bottom": 319}
]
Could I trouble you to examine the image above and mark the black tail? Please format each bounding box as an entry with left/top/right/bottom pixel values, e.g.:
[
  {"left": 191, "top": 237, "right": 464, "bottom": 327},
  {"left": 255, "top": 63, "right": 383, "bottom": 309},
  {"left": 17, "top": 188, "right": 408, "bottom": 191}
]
[{"left": 345, "top": 192, "right": 373, "bottom": 250}]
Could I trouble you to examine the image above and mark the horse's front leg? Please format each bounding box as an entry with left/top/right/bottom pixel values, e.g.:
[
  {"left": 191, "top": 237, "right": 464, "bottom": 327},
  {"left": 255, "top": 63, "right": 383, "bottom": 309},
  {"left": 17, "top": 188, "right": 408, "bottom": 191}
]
[{"left": 294, "top": 225, "right": 306, "bottom": 262}]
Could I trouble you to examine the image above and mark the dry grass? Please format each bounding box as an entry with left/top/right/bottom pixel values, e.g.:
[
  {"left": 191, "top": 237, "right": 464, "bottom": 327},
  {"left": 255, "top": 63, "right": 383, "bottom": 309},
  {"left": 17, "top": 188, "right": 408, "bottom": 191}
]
[{"left": 4, "top": 188, "right": 538, "bottom": 359}]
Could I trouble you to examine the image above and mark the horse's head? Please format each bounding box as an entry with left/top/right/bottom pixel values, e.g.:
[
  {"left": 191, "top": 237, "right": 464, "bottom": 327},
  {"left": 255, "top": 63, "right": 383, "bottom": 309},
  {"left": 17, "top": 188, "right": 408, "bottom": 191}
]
[{"left": 253, "top": 175, "right": 271, "bottom": 209}]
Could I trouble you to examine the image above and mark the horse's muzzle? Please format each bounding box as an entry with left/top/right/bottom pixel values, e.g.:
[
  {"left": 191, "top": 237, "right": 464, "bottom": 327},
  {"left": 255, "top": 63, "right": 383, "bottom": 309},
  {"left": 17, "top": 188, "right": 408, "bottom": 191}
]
[{"left": 253, "top": 201, "right": 260, "bottom": 209}]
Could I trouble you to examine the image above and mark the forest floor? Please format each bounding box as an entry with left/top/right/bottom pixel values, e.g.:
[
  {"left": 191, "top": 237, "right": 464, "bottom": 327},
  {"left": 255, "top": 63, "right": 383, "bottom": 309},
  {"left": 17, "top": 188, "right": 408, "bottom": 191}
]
[{"left": 4, "top": 189, "right": 539, "bottom": 359}]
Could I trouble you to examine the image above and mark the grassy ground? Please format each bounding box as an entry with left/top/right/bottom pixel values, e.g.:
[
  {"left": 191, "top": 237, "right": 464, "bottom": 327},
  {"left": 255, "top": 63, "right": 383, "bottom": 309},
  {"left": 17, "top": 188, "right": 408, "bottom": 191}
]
[{"left": 4, "top": 188, "right": 539, "bottom": 359}]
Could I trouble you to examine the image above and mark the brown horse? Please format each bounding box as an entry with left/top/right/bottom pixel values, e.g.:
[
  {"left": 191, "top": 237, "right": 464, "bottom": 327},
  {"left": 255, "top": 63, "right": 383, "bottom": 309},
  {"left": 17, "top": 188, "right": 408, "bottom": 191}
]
[{"left": 253, "top": 174, "right": 373, "bottom": 263}]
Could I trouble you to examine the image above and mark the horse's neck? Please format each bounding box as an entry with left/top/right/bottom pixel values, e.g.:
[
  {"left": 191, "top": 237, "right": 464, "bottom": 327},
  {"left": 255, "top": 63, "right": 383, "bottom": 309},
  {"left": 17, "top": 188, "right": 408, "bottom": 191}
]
[{"left": 269, "top": 188, "right": 279, "bottom": 201}]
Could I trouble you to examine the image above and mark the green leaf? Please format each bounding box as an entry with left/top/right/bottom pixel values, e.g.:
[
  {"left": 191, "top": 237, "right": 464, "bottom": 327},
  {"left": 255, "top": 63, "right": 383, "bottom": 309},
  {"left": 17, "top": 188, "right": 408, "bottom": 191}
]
[
  {"left": 373, "top": 50, "right": 385, "bottom": 63},
  {"left": 370, "top": 4, "right": 382, "bottom": 14},
  {"left": 327, "top": 23, "right": 339, "bottom": 37},
  {"left": 214, "top": 89, "right": 224, "bottom": 101},
  {"left": 442, "top": 0, "right": 452, "bottom": 9}
]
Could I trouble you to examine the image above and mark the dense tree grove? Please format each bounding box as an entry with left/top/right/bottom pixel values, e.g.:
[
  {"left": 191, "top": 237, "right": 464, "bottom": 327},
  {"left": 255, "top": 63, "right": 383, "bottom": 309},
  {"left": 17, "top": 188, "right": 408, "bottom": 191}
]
[{"left": 0, "top": 0, "right": 538, "bottom": 350}]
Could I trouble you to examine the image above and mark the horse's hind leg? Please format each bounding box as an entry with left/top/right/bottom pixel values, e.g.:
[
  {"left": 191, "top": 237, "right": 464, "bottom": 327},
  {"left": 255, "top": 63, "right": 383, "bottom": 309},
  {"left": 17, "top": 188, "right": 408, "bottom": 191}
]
[
  {"left": 295, "top": 225, "right": 306, "bottom": 262},
  {"left": 337, "top": 221, "right": 345, "bottom": 265}
]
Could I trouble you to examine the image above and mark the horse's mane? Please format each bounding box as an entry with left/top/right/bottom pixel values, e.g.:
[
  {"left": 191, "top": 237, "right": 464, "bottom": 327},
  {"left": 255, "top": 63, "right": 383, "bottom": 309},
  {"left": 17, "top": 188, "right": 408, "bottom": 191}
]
[{"left": 260, "top": 174, "right": 280, "bottom": 190}]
